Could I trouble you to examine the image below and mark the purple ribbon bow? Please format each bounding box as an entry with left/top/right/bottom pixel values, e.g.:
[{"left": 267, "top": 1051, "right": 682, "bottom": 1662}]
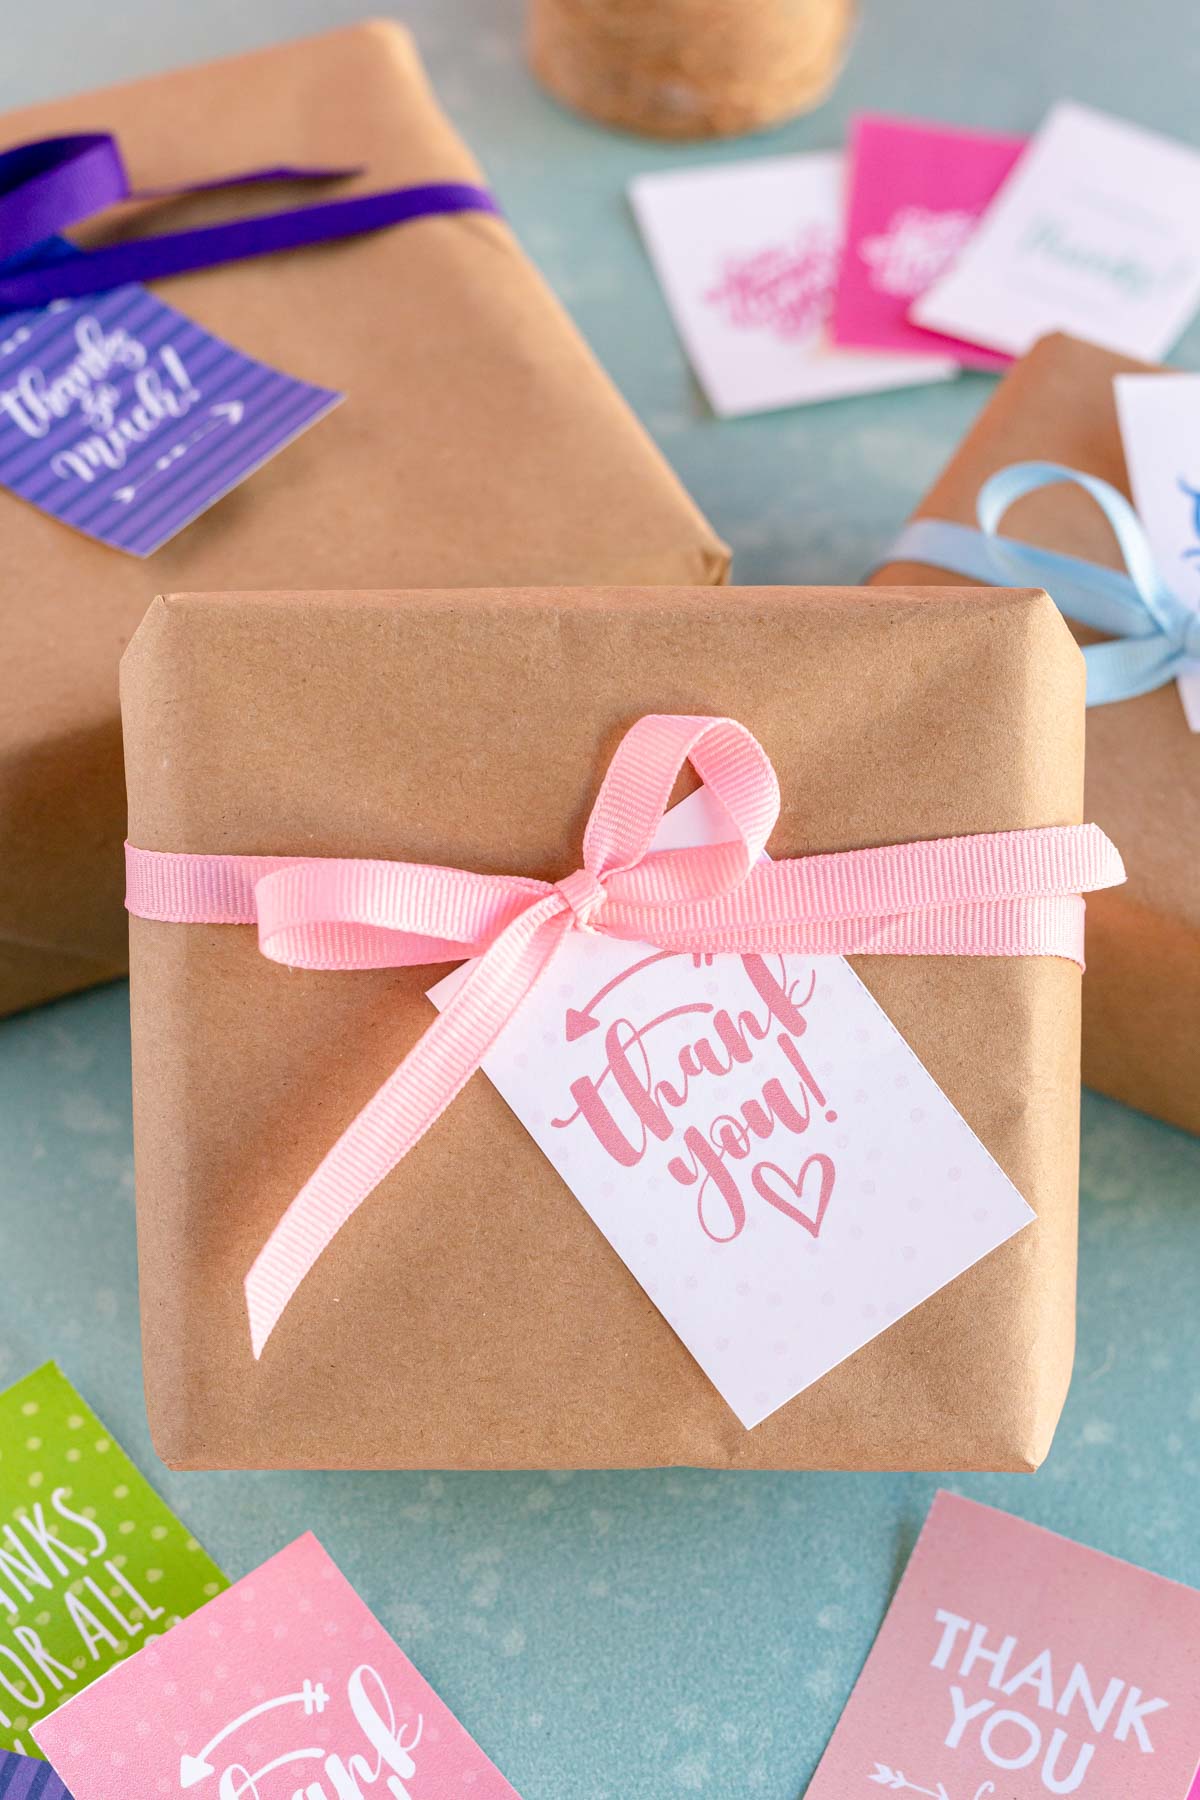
[{"left": 0, "top": 131, "right": 499, "bottom": 311}]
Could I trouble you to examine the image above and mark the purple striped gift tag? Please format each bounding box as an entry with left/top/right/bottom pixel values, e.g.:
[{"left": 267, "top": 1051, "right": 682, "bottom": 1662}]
[
  {"left": 0, "top": 1749, "right": 71, "bottom": 1798},
  {"left": 0, "top": 283, "right": 341, "bottom": 555}
]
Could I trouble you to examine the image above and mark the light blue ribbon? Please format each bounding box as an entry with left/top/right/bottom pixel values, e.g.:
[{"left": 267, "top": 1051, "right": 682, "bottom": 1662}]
[{"left": 882, "top": 460, "right": 1200, "bottom": 706}]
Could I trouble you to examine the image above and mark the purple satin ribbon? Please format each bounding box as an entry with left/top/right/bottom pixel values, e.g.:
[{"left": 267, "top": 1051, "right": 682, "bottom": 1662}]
[{"left": 0, "top": 132, "right": 499, "bottom": 311}]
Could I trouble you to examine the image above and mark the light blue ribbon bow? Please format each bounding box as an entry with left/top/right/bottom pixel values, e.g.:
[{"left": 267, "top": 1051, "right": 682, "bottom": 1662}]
[{"left": 883, "top": 460, "right": 1200, "bottom": 706}]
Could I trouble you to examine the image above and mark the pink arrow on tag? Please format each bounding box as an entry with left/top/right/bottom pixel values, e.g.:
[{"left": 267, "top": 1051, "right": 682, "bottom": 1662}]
[{"left": 565, "top": 950, "right": 703, "bottom": 1039}]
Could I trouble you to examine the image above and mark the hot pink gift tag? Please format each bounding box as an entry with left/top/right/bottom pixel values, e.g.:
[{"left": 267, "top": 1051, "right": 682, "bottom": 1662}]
[
  {"left": 807, "top": 1492, "right": 1200, "bottom": 1800},
  {"left": 33, "top": 1534, "right": 522, "bottom": 1799},
  {"left": 831, "top": 115, "right": 1026, "bottom": 372}
]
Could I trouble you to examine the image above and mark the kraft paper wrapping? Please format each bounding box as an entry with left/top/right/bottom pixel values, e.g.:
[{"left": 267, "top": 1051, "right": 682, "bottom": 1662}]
[
  {"left": 0, "top": 24, "right": 727, "bottom": 1019},
  {"left": 124, "top": 582, "right": 1085, "bottom": 1472},
  {"left": 873, "top": 333, "right": 1198, "bottom": 1136}
]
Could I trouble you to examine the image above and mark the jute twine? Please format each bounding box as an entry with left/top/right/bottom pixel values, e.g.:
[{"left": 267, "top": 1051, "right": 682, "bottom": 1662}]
[{"left": 527, "top": 0, "right": 855, "bottom": 139}]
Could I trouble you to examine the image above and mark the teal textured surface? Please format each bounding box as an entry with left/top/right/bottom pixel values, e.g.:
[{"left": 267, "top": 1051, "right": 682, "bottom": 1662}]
[{"left": 2, "top": 4, "right": 1199, "bottom": 1796}]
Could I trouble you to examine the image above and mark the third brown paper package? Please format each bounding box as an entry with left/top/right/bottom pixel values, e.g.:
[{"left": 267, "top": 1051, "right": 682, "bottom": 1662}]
[
  {"left": 874, "top": 333, "right": 1199, "bottom": 1136},
  {"left": 0, "top": 24, "right": 725, "bottom": 1018},
  {"left": 124, "top": 581, "right": 1097, "bottom": 1473}
]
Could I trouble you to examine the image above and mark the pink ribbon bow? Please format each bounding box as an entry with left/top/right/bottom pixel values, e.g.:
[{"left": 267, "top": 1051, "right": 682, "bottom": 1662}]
[{"left": 125, "top": 714, "right": 1125, "bottom": 1357}]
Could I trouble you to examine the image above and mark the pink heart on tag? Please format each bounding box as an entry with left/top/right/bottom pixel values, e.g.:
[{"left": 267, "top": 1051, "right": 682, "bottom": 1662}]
[{"left": 752, "top": 1154, "right": 835, "bottom": 1238}]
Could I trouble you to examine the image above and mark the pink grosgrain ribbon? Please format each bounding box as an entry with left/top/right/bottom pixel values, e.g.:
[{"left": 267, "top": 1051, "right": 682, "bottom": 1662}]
[{"left": 124, "top": 714, "right": 1125, "bottom": 1358}]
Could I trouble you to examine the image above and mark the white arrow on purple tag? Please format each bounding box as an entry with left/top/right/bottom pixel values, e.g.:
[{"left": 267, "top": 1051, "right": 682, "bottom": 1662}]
[{"left": 112, "top": 398, "right": 245, "bottom": 504}]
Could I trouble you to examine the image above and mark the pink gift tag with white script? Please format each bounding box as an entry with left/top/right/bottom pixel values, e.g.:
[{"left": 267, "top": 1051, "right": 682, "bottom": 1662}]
[
  {"left": 34, "top": 1534, "right": 522, "bottom": 1799},
  {"left": 806, "top": 1492, "right": 1200, "bottom": 1800},
  {"left": 831, "top": 115, "right": 1026, "bottom": 372},
  {"left": 430, "top": 790, "right": 1034, "bottom": 1428}
]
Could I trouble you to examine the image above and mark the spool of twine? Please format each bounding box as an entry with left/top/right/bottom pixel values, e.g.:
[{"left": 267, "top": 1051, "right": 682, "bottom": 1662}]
[{"left": 528, "top": 0, "right": 855, "bottom": 140}]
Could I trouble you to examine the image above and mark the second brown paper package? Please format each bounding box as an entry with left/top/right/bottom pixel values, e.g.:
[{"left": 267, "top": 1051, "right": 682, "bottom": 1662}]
[
  {"left": 0, "top": 22, "right": 726, "bottom": 1018},
  {"left": 875, "top": 333, "right": 1198, "bottom": 1135}
]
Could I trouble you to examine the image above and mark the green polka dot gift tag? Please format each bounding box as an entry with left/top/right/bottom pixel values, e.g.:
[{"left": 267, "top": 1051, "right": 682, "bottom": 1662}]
[{"left": 0, "top": 1362, "right": 226, "bottom": 1758}]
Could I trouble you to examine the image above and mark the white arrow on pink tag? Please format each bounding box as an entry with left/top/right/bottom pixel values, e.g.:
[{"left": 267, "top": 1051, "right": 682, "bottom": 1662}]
[
  {"left": 430, "top": 788, "right": 1034, "bottom": 1428},
  {"left": 179, "top": 1681, "right": 329, "bottom": 1787}
]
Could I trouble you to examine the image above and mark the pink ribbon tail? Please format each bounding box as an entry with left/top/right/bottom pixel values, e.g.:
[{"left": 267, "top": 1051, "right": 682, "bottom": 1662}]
[
  {"left": 123, "top": 712, "right": 1127, "bottom": 1358},
  {"left": 243, "top": 891, "right": 571, "bottom": 1357}
]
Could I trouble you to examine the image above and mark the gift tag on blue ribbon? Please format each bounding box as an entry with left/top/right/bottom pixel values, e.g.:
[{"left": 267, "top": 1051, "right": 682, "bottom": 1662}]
[{"left": 0, "top": 266, "right": 341, "bottom": 556}]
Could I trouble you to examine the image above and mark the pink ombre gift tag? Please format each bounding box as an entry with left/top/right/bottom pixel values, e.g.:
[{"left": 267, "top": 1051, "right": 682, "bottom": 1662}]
[
  {"left": 807, "top": 1492, "right": 1200, "bottom": 1800},
  {"left": 831, "top": 115, "right": 1026, "bottom": 372},
  {"left": 34, "top": 1534, "right": 523, "bottom": 1799}
]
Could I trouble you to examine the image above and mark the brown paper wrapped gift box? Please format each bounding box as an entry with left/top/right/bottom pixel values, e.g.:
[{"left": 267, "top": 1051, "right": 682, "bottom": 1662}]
[
  {"left": 0, "top": 24, "right": 726, "bottom": 1019},
  {"left": 873, "top": 333, "right": 1199, "bottom": 1136},
  {"left": 125, "top": 581, "right": 1086, "bottom": 1472}
]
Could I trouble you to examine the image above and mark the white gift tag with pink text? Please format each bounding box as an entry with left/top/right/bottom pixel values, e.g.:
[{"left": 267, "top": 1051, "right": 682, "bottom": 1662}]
[{"left": 429, "top": 790, "right": 1034, "bottom": 1427}]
